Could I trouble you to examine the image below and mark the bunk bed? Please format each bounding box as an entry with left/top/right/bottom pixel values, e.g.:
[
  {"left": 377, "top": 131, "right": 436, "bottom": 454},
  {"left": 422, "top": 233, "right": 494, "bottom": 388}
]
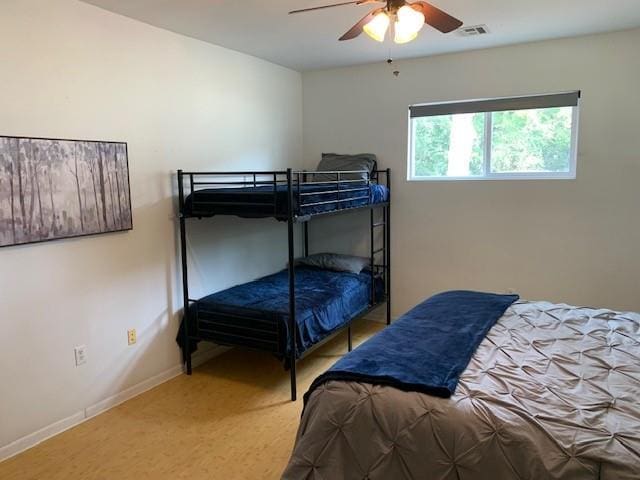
[{"left": 177, "top": 167, "right": 391, "bottom": 401}]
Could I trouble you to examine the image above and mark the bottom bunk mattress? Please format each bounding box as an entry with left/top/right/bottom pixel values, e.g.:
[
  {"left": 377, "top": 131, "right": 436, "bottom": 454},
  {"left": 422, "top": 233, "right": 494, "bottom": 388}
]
[
  {"left": 283, "top": 298, "right": 640, "bottom": 480},
  {"left": 179, "top": 266, "right": 384, "bottom": 359}
]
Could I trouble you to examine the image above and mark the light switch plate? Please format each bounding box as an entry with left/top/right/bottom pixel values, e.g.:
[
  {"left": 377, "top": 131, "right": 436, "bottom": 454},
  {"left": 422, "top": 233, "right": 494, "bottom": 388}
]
[{"left": 74, "top": 345, "right": 87, "bottom": 366}]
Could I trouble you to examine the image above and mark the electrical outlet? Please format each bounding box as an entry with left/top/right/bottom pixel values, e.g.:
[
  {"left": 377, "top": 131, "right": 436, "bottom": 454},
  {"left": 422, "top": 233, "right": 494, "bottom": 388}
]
[
  {"left": 74, "top": 345, "right": 87, "bottom": 366},
  {"left": 127, "top": 329, "right": 137, "bottom": 345}
]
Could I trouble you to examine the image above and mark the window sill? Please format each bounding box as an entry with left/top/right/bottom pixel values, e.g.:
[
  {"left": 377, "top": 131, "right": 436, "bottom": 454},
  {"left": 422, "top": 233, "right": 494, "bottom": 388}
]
[{"left": 407, "top": 173, "right": 577, "bottom": 182}]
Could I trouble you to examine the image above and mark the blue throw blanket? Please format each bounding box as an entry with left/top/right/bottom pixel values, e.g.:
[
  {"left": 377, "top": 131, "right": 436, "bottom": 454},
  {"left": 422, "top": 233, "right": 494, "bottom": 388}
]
[
  {"left": 178, "top": 267, "right": 384, "bottom": 360},
  {"left": 305, "top": 290, "right": 519, "bottom": 402},
  {"left": 183, "top": 183, "right": 389, "bottom": 218}
]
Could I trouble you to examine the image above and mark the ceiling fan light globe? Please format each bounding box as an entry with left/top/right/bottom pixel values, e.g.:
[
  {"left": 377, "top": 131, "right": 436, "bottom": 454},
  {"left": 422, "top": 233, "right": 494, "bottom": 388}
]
[
  {"left": 363, "top": 11, "right": 390, "bottom": 42},
  {"left": 394, "top": 5, "right": 425, "bottom": 43},
  {"left": 394, "top": 28, "right": 418, "bottom": 44}
]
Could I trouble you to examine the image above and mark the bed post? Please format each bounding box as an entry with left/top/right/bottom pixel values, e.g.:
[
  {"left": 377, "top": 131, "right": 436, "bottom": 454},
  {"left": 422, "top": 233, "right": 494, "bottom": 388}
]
[
  {"left": 303, "top": 222, "right": 309, "bottom": 258},
  {"left": 386, "top": 168, "right": 391, "bottom": 326},
  {"left": 178, "top": 170, "right": 192, "bottom": 375},
  {"left": 287, "top": 169, "right": 297, "bottom": 401},
  {"left": 370, "top": 208, "right": 375, "bottom": 305}
]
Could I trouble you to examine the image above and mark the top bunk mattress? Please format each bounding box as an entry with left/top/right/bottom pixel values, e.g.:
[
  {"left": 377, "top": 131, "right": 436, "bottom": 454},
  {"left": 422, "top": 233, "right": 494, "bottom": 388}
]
[{"left": 182, "top": 182, "right": 389, "bottom": 219}]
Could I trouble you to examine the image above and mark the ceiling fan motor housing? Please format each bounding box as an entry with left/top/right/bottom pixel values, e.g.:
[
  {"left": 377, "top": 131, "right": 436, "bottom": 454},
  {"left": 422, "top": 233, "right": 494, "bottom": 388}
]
[{"left": 387, "top": 0, "right": 407, "bottom": 14}]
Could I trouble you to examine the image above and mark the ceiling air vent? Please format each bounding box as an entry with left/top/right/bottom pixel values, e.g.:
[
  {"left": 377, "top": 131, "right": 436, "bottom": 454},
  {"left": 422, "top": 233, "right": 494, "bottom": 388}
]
[{"left": 458, "top": 25, "right": 490, "bottom": 37}]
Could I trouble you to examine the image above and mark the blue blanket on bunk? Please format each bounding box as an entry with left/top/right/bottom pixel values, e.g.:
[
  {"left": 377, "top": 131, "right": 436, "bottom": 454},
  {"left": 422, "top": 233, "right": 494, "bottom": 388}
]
[
  {"left": 183, "top": 182, "right": 389, "bottom": 218},
  {"left": 305, "top": 290, "right": 519, "bottom": 402},
  {"left": 178, "top": 267, "right": 384, "bottom": 359}
]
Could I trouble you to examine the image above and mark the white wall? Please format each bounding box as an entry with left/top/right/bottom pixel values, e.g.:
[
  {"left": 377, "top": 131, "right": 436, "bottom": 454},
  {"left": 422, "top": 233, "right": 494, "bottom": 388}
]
[
  {"left": 303, "top": 28, "right": 640, "bottom": 315},
  {"left": 0, "top": 0, "right": 302, "bottom": 453}
]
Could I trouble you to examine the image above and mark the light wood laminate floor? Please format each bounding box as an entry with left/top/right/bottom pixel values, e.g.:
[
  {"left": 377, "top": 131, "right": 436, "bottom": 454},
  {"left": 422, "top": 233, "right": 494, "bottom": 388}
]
[{"left": 0, "top": 320, "right": 383, "bottom": 480}]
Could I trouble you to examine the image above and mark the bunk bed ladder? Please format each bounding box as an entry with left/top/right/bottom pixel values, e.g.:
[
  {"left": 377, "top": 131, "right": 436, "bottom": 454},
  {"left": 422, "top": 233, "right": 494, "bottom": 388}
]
[
  {"left": 369, "top": 169, "right": 391, "bottom": 326},
  {"left": 386, "top": 168, "right": 391, "bottom": 326}
]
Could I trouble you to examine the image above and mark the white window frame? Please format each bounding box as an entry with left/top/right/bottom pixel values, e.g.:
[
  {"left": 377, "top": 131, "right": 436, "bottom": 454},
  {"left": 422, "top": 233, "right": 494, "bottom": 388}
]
[{"left": 407, "top": 93, "right": 580, "bottom": 182}]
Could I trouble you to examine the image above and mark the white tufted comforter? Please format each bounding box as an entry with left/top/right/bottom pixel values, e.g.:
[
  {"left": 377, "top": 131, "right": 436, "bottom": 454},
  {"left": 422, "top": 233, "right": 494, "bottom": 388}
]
[{"left": 282, "top": 301, "right": 640, "bottom": 480}]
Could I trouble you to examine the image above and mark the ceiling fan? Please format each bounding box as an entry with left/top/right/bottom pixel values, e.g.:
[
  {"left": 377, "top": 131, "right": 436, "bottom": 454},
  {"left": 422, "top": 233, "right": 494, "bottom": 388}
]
[{"left": 289, "top": 0, "right": 463, "bottom": 44}]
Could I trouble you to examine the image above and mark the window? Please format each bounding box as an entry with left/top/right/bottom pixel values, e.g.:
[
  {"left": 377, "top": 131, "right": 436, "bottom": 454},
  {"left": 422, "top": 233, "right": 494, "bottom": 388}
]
[{"left": 408, "top": 92, "right": 580, "bottom": 180}]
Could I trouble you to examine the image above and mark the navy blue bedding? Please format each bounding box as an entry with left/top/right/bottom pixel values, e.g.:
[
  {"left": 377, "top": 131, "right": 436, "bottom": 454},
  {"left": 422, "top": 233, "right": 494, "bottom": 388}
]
[
  {"left": 183, "top": 182, "right": 389, "bottom": 218},
  {"left": 178, "top": 266, "right": 384, "bottom": 360},
  {"left": 305, "top": 290, "right": 519, "bottom": 402}
]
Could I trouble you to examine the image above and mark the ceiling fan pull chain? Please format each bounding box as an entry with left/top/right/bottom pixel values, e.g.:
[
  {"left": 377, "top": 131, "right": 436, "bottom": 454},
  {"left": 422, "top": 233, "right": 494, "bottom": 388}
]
[{"left": 386, "top": 50, "right": 400, "bottom": 77}]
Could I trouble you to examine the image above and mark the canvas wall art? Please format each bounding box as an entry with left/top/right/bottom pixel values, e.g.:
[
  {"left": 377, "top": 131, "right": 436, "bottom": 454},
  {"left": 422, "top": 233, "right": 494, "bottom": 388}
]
[{"left": 0, "top": 135, "right": 132, "bottom": 248}]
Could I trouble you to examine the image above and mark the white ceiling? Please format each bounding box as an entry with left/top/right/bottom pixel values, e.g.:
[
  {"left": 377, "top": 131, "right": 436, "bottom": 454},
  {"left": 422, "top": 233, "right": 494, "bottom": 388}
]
[{"left": 82, "top": 0, "right": 640, "bottom": 71}]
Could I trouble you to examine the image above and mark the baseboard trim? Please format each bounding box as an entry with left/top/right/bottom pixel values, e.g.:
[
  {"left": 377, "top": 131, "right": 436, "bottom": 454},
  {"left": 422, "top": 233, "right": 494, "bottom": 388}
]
[
  {"left": 85, "top": 346, "right": 226, "bottom": 419},
  {"left": 192, "top": 345, "right": 228, "bottom": 368},
  {"left": 0, "top": 411, "right": 86, "bottom": 464},
  {"left": 84, "top": 365, "right": 184, "bottom": 420},
  {"left": 0, "top": 346, "right": 227, "bottom": 463}
]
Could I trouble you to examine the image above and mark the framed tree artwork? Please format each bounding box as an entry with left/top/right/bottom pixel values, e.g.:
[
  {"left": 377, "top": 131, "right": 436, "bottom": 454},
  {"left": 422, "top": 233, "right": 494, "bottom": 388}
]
[{"left": 0, "top": 135, "right": 132, "bottom": 248}]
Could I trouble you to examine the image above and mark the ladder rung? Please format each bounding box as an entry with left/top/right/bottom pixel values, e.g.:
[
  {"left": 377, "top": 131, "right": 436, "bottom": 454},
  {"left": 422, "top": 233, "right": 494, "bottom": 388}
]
[
  {"left": 372, "top": 222, "right": 386, "bottom": 228},
  {"left": 372, "top": 248, "right": 385, "bottom": 255}
]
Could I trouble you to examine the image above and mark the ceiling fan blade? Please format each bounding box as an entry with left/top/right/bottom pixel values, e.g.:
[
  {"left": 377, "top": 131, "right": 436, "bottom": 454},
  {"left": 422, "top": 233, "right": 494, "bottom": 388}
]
[
  {"left": 339, "top": 7, "right": 382, "bottom": 41},
  {"left": 288, "top": 0, "right": 379, "bottom": 15},
  {"left": 411, "top": 1, "right": 463, "bottom": 33}
]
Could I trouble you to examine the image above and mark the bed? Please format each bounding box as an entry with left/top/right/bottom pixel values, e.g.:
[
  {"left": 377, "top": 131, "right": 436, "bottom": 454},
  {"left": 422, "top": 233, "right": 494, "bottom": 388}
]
[
  {"left": 282, "top": 294, "right": 640, "bottom": 479},
  {"left": 179, "top": 266, "right": 385, "bottom": 362},
  {"left": 177, "top": 164, "right": 392, "bottom": 400},
  {"left": 183, "top": 181, "right": 389, "bottom": 219}
]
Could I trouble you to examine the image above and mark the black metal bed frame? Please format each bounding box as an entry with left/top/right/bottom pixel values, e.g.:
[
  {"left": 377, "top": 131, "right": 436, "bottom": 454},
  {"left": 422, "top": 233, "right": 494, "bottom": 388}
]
[{"left": 177, "top": 167, "right": 391, "bottom": 401}]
